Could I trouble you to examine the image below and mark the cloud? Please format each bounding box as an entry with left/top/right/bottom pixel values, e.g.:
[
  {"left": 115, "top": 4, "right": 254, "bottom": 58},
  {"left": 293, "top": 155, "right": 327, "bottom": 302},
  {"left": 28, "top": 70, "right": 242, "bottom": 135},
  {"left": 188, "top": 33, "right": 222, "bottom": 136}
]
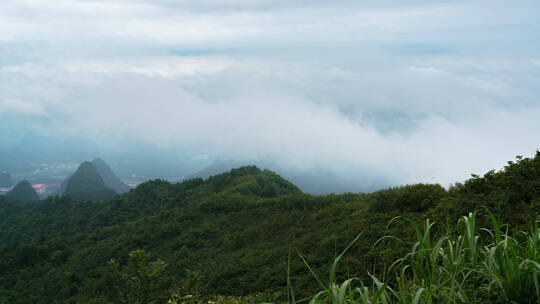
[
  {"left": 0, "top": 99, "right": 49, "bottom": 116},
  {"left": 1, "top": 0, "right": 539, "bottom": 191},
  {"left": 58, "top": 56, "right": 235, "bottom": 78},
  {"left": 4, "top": 54, "right": 538, "bottom": 186}
]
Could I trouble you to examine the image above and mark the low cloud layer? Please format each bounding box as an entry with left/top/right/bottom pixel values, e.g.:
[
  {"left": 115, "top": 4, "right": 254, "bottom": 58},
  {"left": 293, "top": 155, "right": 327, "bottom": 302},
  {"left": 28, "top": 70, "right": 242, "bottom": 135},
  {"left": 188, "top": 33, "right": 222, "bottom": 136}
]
[{"left": 1, "top": 0, "right": 539, "bottom": 191}]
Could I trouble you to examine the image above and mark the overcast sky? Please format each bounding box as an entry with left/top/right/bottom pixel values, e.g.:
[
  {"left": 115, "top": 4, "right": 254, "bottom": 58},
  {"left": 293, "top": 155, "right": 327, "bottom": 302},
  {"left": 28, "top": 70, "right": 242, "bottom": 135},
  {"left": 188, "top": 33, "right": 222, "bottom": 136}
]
[{"left": 1, "top": 0, "right": 540, "bottom": 188}]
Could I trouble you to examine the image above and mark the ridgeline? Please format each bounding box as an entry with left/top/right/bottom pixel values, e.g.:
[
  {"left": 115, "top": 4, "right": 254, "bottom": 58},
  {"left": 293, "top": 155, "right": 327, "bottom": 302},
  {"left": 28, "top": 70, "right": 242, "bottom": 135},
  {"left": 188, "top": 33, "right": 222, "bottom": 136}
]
[{"left": 0, "top": 153, "right": 539, "bottom": 303}]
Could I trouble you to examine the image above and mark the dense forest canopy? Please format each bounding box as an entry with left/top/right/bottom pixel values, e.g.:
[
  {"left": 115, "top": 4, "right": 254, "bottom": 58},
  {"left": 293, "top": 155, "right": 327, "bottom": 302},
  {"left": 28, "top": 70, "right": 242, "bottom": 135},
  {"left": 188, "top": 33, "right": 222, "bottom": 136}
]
[{"left": 1, "top": 153, "right": 540, "bottom": 303}]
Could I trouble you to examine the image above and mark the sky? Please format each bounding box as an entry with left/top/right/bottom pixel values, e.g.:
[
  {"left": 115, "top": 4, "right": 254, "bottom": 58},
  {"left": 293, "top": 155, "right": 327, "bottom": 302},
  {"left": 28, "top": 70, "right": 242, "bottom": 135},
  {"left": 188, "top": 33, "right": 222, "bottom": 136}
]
[{"left": 1, "top": 0, "right": 540, "bottom": 191}]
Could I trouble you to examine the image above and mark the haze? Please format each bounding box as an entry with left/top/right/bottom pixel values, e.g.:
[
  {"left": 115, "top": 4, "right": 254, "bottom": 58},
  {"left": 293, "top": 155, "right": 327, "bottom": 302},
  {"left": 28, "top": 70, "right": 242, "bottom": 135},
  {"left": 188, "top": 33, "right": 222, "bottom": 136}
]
[{"left": 1, "top": 0, "right": 539, "bottom": 193}]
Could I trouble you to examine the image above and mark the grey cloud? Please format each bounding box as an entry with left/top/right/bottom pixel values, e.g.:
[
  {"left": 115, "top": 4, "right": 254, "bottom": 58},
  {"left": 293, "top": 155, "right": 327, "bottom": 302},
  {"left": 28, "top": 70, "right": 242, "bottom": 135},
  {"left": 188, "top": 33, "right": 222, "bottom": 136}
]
[
  {"left": 1, "top": 0, "right": 539, "bottom": 192},
  {"left": 4, "top": 54, "right": 539, "bottom": 189}
]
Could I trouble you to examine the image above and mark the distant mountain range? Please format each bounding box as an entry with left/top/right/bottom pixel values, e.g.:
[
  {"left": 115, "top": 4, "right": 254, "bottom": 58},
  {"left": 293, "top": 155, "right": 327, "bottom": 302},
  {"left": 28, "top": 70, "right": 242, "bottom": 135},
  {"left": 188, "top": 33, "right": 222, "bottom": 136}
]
[
  {"left": 6, "top": 180, "right": 39, "bottom": 202},
  {"left": 58, "top": 158, "right": 130, "bottom": 201}
]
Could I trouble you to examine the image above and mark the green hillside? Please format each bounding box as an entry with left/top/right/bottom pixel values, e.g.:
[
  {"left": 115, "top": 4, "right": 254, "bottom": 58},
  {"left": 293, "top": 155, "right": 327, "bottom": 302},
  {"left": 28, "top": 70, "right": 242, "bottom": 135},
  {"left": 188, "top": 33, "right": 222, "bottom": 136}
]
[{"left": 0, "top": 154, "right": 540, "bottom": 303}]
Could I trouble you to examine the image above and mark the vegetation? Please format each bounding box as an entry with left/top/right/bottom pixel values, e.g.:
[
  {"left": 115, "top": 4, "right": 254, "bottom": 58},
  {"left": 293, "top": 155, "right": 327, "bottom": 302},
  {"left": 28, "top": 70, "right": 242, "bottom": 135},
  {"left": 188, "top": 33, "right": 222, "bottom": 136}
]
[
  {"left": 0, "top": 152, "right": 539, "bottom": 303},
  {"left": 298, "top": 211, "right": 540, "bottom": 304}
]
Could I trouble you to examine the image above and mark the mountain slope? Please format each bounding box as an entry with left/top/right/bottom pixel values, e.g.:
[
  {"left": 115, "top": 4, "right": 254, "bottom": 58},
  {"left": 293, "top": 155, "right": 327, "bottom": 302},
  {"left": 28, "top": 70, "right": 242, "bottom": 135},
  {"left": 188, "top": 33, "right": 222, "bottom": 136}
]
[
  {"left": 6, "top": 180, "right": 39, "bottom": 202},
  {"left": 57, "top": 159, "right": 128, "bottom": 198},
  {"left": 63, "top": 161, "right": 117, "bottom": 201},
  {"left": 92, "top": 158, "right": 131, "bottom": 194},
  {"left": 1, "top": 154, "right": 540, "bottom": 303},
  {"left": 0, "top": 166, "right": 300, "bottom": 247}
]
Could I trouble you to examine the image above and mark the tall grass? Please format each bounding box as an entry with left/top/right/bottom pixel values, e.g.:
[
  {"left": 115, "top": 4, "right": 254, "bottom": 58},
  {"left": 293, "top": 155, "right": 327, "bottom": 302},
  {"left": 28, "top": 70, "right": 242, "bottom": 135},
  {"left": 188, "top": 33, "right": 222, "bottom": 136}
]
[{"left": 295, "top": 211, "right": 540, "bottom": 304}]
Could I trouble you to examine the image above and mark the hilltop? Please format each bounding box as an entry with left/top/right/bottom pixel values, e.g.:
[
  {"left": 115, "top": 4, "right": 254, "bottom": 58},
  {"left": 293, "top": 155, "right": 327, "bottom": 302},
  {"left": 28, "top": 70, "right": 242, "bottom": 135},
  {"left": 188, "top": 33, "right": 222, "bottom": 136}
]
[
  {"left": 189, "top": 158, "right": 388, "bottom": 194},
  {"left": 56, "top": 158, "right": 128, "bottom": 201},
  {"left": 62, "top": 161, "right": 117, "bottom": 201},
  {"left": 6, "top": 180, "right": 39, "bottom": 202}
]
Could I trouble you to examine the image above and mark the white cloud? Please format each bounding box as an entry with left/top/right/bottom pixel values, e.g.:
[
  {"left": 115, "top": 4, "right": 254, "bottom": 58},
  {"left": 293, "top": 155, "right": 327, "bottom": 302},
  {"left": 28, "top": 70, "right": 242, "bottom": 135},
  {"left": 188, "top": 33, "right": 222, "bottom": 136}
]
[
  {"left": 0, "top": 99, "right": 49, "bottom": 116},
  {"left": 57, "top": 56, "right": 235, "bottom": 78},
  {"left": 2, "top": 0, "right": 537, "bottom": 49},
  {"left": 1, "top": 0, "right": 539, "bottom": 191},
  {"left": 3, "top": 55, "right": 536, "bottom": 187}
]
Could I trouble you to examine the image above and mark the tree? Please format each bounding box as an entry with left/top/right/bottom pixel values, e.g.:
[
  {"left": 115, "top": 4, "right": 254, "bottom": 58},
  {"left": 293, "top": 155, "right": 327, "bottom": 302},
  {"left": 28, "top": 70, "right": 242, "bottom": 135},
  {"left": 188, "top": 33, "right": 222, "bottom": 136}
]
[{"left": 108, "top": 249, "right": 167, "bottom": 304}]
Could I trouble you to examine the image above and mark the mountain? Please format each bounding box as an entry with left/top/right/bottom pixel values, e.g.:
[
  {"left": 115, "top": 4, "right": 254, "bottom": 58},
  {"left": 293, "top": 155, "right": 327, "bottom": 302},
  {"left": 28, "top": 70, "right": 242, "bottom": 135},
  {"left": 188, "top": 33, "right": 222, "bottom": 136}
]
[
  {"left": 62, "top": 161, "right": 117, "bottom": 201},
  {"left": 0, "top": 172, "right": 14, "bottom": 188},
  {"left": 0, "top": 166, "right": 302, "bottom": 247},
  {"left": 5, "top": 180, "right": 39, "bottom": 202},
  {"left": 2, "top": 153, "right": 540, "bottom": 303},
  {"left": 92, "top": 158, "right": 131, "bottom": 194},
  {"left": 189, "top": 158, "right": 391, "bottom": 194}
]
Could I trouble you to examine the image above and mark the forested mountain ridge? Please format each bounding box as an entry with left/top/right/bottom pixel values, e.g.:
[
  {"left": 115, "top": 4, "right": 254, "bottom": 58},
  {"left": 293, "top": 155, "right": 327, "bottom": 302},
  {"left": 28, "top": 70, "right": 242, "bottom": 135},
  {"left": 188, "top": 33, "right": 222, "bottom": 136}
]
[
  {"left": 0, "top": 166, "right": 300, "bottom": 248},
  {"left": 1, "top": 153, "right": 540, "bottom": 303}
]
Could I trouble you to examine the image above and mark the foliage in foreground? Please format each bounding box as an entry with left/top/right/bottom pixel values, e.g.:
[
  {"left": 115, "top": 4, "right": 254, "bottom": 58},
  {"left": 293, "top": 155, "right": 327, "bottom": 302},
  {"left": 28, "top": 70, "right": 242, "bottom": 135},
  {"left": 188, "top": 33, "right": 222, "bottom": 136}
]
[{"left": 298, "top": 211, "right": 540, "bottom": 304}]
